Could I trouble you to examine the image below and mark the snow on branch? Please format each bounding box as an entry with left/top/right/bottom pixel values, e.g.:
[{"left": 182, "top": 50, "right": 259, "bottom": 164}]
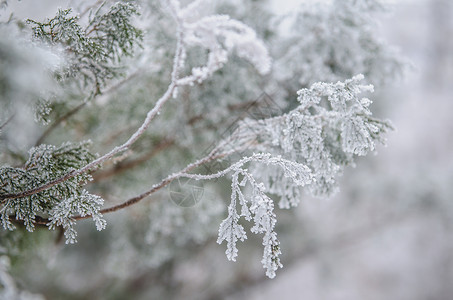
[
  {"left": 0, "top": 0, "right": 395, "bottom": 280},
  {"left": 0, "top": 142, "right": 105, "bottom": 243},
  {"left": 182, "top": 75, "right": 391, "bottom": 277},
  {"left": 179, "top": 152, "right": 313, "bottom": 277},
  {"left": 219, "top": 75, "right": 393, "bottom": 206},
  {"left": 170, "top": 0, "right": 271, "bottom": 86}
]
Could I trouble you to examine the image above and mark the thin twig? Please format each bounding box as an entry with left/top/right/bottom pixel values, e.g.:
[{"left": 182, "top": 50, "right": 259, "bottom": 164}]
[
  {"left": 0, "top": 114, "right": 15, "bottom": 132},
  {"left": 35, "top": 70, "right": 142, "bottom": 146},
  {"left": 74, "top": 148, "right": 231, "bottom": 219},
  {"left": 11, "top": 215, "right": 50, "bottom": 227},
  {"left": 79, "top": 0, "right": 105, "bottom": 18},
  {"left": 92, "top": 138, "right": 175, "bottom": 181},
  {"left": 101, "top": 69, "right": 141, "bottom": 99},
  {"left": 35, "top": 102, "right": 87, "bottom": 146}
]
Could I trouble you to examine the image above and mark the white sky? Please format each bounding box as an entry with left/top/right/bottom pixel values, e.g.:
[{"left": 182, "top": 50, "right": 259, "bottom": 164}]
[{"left": 0, "top": 0, "right": 429, "bottom": 22}]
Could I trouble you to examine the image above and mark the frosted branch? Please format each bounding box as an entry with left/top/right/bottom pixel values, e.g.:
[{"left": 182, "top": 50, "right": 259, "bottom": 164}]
[{"left": 0, "top": 19, "right": 185, "bottom": 204}]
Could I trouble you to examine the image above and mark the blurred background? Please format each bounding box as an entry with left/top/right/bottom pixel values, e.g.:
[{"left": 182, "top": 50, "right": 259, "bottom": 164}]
[
  {"left": 1, "top": 0, "right": 453, "bottom": 299},
  {"left": 232, "top": 1, "right": 453, "bottom": 299}
]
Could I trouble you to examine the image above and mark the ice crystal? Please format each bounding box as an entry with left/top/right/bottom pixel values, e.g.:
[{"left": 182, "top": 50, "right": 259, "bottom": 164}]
[
  {"left": 222, "top": 75, "right": 392, "bottom": 206},
  {"left": 27, "top": 2, "right": 143, "bottom": 94},
  {"left": 173, "top": 0, "right": 271, "bottom": 86},
  {"left": 211, "top": 153, "right": 313, "bottom": 277},
  {"left": 0, "top": 142, "right": 105, "bottom": 243}
]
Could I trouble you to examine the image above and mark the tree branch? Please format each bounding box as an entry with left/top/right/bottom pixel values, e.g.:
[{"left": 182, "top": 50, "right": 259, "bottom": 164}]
[
  {"left": 0, "top": 114, "right": 15, "bottom": 132},
  {"left": 7, "top": 144, "right": 230, "bottom": 227},
  {"left": 91, "top": 138, "right": 175, "bottom": 182},
  {"left": 35, "top": 70, "right": 142, "bottom": 146},
  {"left": 0, "top": 27, "right": 185, "bottom": 204},
  {"left": 34, "top": 102, "right": 87, "bottom": 146},
  {"left": 74, "top": 148, "right": 230, "bottom": 219}
]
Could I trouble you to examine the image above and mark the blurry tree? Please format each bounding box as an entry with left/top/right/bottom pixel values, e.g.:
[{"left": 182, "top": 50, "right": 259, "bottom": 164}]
[
  {"left": 427, "top": 0, "right": 452, "bottom": 88},
  {"left": 0, "top": 0, "right": 406, "bottom": 298}
]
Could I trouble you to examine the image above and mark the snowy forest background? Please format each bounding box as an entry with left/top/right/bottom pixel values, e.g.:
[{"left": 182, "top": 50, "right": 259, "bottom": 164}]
[{"left": 1, "top": 0, "right": 452, "bottom": 299}]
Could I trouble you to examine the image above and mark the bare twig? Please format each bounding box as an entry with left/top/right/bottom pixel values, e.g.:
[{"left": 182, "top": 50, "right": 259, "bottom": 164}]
[
  {"left": 35, "top": 102, "right": 87, "bottom": 146},
  {"left": 0, "top": 114, "right": 15, "bottom": 132},
  {"left": 35, "top": 70, "right": 142, "bottom": 146},
  {"left": 92, "top": 138, "right": 175, "bottom": 181},
  {"left": 100, "top": 69, "right": 141, "bottom": 99},
  {"left": 79, "top": 0, "right": 105, "bottom": 18},
  {"left": 74, "top": 148, "right": 231, "bottom": 219}
]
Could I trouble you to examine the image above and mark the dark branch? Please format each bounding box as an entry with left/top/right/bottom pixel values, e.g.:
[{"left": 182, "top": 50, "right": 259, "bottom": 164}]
[
  {"left": 75, "top": 150, "right": 229, "bottom": 219},
  {"left": 92, "top": 139, "right": 174, "bottom": 182},
  {"left": 0, "top": 114, "right": 15, "bottom": 132},
  {"left": 35, "top": 102, "right": 87, "bottom": 146}
]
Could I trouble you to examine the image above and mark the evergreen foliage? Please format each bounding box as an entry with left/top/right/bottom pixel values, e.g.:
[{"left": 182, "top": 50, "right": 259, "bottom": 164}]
[
  {"left": 228, "top": 75, "right": 393, "bottom": 204},
  {"left": 0, "top": 0, "right": 407, "bottom": 294},
  {"left": 27, "top": 3, "right": 142, "bottom": 94},
  {"left": 274, "top": 0, "right": 406, "bottom": 90},
  {"left": 0, "top": 141, "right": 105, "bottom": 243}
]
